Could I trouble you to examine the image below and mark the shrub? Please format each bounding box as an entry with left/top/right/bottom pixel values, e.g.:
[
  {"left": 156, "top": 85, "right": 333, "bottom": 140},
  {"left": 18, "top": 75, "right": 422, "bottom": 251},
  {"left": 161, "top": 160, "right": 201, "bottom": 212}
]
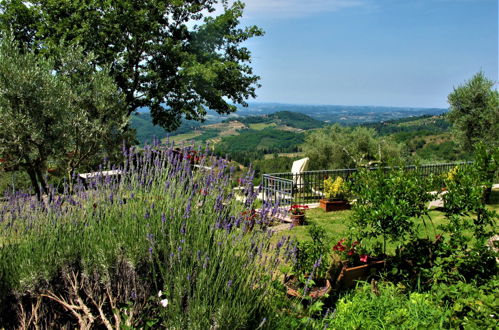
[
  {"left": 0, "top": 145, "right": 288, "bottom": 328},
  {"left": 432, "top": 278, "right": 499, "bottom": 329},
  {"left": 349, "top": 167, "right": 434, "bottom": 254},
  {"left": 322, "top": 281, "right": 446, "bottom": 329}
]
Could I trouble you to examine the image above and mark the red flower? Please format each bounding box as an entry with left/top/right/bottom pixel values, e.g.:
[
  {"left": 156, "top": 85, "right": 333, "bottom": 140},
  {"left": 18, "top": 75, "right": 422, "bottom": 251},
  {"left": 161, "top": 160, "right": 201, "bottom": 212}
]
[
  {"left": 347, "top": 250, "right": 354, "bottom": 256},
  {"left": 359, "top": 254, "right": 369, "bottom": 263}
]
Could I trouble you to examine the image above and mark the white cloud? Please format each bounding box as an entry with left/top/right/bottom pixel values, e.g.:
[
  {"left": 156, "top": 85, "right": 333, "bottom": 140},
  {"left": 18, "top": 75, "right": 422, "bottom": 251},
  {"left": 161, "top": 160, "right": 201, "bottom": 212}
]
[{"left": 242, "top": 0, "right": 369, "bottom": 18}]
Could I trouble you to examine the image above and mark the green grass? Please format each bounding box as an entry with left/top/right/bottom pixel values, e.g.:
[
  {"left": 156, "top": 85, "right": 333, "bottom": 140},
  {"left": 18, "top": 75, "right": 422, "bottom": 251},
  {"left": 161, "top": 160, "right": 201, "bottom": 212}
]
[{"left": 272, "top": 190, "right": 499, "bottom": 253}]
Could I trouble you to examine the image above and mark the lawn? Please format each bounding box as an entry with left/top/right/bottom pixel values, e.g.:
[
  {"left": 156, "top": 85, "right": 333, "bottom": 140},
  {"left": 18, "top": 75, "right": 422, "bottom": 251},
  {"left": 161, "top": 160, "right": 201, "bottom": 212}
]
[{"left": 272, "top": 188, "right": 499, "bottom": 254}]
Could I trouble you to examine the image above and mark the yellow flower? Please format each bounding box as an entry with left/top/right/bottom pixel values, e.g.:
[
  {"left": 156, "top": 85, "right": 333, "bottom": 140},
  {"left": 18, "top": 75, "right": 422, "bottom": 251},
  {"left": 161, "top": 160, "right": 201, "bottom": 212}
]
[{"left": 324, "top": 176, "right": 346, "bottom": 199}]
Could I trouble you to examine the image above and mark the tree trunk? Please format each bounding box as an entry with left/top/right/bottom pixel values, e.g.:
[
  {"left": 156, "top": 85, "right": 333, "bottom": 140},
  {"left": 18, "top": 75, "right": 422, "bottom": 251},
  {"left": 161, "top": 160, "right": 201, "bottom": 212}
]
[{"left": 26, "top": 167, "right": 41, "bottom": 199}]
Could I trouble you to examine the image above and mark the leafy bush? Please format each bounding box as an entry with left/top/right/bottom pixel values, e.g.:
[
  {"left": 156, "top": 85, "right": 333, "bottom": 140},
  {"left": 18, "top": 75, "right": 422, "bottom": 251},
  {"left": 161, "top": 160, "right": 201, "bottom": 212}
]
[
  {"left": 432, "top": 278, "right": 499, "bottom": 329},
  {"left": 321, "top": 281, "right": 446, "bottom": 329},
  {"left": 292, "top": 225, "right": 330, "bottom": 279},
  {"left": 349, "top": 167, "right": 434, "bottom": 254}
]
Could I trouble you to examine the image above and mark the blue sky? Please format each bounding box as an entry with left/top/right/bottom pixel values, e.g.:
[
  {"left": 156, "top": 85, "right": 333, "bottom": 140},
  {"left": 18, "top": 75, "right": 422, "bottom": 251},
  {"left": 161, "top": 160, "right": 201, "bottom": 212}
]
[{"left": 235, "top": 0, "right": 498, "bottom": 108}]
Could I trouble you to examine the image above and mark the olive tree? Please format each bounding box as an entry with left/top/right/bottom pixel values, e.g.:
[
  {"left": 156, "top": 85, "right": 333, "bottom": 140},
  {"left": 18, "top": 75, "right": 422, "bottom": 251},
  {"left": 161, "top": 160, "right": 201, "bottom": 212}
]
[
  {"left": 0, "top": 38, "right": 127, "bottom": 196},
  {"left": 447, "top": 72, "right": 499, "bottom": 150},
  {"left": 301, "top": 124, "right": 402, "bottom": 170}
]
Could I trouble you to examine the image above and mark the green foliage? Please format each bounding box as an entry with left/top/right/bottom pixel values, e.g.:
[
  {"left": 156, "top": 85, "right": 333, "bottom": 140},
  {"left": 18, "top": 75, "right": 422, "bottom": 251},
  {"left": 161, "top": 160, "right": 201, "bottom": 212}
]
[
  {"left": 302, "top": 124, "right": 402, "bottom": 170},
  {"left": 193, "top": 128, "right": 221, "bottom": 143},
  {"left": 252, "top": 156, "right": 298, "bottom": 185},
  {"left": 442, "top": 165, "right": 486, "bottom": 216},
  {"left": 432, "top": 279, "right": 499, "bottom": 329},
  {"left": 215, "top": 127, "right": 304, "bottom": 165},
  {"left": 473, "top": 142, "right": 499, "bottom": 203},
  {"left": 234, "top": 111, "right": 325, "bottom": 130},
  {"left": 349, "top": 168, "right": 434, "bottom": 254},
  {"left": 322, "top": 282, "right": 447, "bottom": 329},
  {"left": 292, "top": 225, "right": 330, "bottom": 279},
  {"left": 447, "top": 71, "right": 499, "bottom": 150},
  {"left": 1, "top": 0, "right": 264, "bottom": 131},
  {"left": 0, "top": 37, "right": 127, "bottom": 195},
  {"left": 130, "top": 112, "right": 169, "bottom": 145},
  {"left": 415, "top": 140, "right": 472, "bottom": 162}
]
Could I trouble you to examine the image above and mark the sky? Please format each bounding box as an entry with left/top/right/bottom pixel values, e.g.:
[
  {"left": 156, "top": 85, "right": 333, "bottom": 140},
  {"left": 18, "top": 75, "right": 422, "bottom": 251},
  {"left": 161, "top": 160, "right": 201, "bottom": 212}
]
[{"left": 232, "top": 0, "right": 498, "bottom": 108}]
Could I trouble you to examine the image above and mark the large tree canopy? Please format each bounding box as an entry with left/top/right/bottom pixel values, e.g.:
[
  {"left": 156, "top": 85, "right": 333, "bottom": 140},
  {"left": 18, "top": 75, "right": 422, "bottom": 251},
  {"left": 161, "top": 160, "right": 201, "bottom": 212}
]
[
  {"left": 0, "top": 0, "right": 263, "bottom": 131},
  {"left": 447, "top": 72, "right": 499, "bottom": 150}
]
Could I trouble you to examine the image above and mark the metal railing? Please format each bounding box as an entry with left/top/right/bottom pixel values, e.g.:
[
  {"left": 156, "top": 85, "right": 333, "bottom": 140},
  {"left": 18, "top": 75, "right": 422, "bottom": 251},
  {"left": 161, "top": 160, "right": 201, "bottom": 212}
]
[{"left": 261, "top": 162, "right": 472, "bottom": 206}]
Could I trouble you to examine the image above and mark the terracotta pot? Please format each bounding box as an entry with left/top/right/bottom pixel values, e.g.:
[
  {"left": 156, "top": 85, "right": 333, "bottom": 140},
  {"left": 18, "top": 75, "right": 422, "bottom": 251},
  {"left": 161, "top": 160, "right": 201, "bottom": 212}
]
[
  {"left": 319, "top": 199, "right": 350, "bottom": 212},
  {"left": 335, "top": 260, "right": 385, "bottom": 289},
  {"left": 284, "top": 275, "right": 331, "bottom": 299},
  {"left": 290, "top": 214, "right": 305, "bottom": 226}
]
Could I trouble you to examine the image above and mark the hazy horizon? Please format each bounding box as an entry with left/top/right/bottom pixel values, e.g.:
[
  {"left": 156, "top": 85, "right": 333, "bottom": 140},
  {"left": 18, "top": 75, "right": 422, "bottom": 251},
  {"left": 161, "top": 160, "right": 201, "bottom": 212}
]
[{"left": 233, "top": 0, "right": 498, "bottom": 109}]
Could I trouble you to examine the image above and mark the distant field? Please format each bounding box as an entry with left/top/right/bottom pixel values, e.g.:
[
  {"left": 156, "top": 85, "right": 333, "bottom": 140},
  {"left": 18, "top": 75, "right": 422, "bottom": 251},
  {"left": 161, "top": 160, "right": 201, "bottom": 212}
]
[
  {"left": 164, "top": 131, "right": 202, "bottom": 144},
  {"left": 249, "top": 123, "right": 276, "bottom": 130}
]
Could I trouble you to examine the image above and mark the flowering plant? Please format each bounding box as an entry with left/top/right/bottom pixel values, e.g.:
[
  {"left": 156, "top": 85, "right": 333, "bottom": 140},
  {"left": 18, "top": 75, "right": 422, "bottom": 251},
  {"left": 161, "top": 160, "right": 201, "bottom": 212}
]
[
  {"left": 445, "top": 166, "right": 459, "bottom": 182},
  {"left": 288, "top": 204, "right": 309, "bottom": 215},
  {"left": 332, "top": 238, "right": 369, "bottom": 265},
  {"left": 324, "top": 176, "right": 347, "bottom": 200}
]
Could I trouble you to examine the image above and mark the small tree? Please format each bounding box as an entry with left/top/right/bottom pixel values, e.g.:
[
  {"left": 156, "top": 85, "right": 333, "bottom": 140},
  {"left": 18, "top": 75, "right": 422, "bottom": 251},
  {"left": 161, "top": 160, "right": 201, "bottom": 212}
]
[
  {"left": 349, "top": 168, "right": 434, "bottom": 254},
  {"left": 447, "top": 72, "right": 499, "bottom": 150},
  {"left": 0, "top": 38, "right": 127, "bottom": 196}
]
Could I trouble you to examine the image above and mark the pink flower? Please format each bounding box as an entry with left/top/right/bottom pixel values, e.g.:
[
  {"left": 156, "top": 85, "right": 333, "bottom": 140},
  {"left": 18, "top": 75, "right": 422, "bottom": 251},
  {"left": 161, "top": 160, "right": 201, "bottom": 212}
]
[
  {"left": 359, "top": 254, "right": 369, "bottom": 263},
  {"left": 347, "top": 250, "right": 354, "bottom": 256}
]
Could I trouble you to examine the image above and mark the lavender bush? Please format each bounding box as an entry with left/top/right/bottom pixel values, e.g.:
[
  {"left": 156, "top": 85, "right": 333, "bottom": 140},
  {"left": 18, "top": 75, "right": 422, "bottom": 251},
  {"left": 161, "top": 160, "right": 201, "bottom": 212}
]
[{"left": 0, "top": 143, "right": 291, "bottom": 328}]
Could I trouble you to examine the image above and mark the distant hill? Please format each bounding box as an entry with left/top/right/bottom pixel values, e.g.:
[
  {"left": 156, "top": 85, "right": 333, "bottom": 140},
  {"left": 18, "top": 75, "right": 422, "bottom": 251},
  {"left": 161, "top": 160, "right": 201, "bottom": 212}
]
[
  {"left": 232, "top": 111, "right": 325, "bottom": 130},
  {"left": 130, "top": 113, "right": 202, "bottom": 145},
  {"left": 228, "top": 103, "right": 447, "bottom": 124}
]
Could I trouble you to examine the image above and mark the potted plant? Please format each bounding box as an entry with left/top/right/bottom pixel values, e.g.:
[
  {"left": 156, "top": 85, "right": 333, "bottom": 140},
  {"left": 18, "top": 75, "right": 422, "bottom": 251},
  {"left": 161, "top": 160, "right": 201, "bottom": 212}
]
[
  {"left": 284, "top": 225, "right": 331, "bottom": 299},
  {"left": 329, "top": 238, "right": 384, "bottom": 289},
  {"left": 319, "top": 176, "right": 350, "bottom": 212},
  {"left": 288, "top": 204, "right": 308, "bottom": 226}
]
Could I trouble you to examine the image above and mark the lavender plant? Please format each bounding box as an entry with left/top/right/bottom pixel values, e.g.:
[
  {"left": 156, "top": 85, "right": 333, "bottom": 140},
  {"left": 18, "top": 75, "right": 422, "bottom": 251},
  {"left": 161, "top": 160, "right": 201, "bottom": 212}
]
[{"left": 0, "top": 143, "right": 289, "bottom": 328}]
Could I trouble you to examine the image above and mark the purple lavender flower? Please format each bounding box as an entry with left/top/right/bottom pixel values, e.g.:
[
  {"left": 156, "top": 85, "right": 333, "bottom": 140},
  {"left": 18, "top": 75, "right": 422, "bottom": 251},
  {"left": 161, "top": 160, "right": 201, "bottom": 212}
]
[
  {"left": 313, "top": 256, "right": 323, "bottom": 270},
  {"left": 161, "top": 213, "right": 166, "bottom": 224},
  {"left": 184, "top": 200, "right": 191, "bottom": 218}
]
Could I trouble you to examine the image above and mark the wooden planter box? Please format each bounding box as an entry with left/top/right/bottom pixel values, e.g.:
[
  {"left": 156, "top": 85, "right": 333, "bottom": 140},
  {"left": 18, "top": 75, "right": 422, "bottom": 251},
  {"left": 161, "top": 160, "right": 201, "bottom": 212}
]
[
  {"left": 319, "top": 199, "right": 351, "bottom": 212},
  {"left": 335, "top": 260, "right": 385, "bottom": 289}
]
